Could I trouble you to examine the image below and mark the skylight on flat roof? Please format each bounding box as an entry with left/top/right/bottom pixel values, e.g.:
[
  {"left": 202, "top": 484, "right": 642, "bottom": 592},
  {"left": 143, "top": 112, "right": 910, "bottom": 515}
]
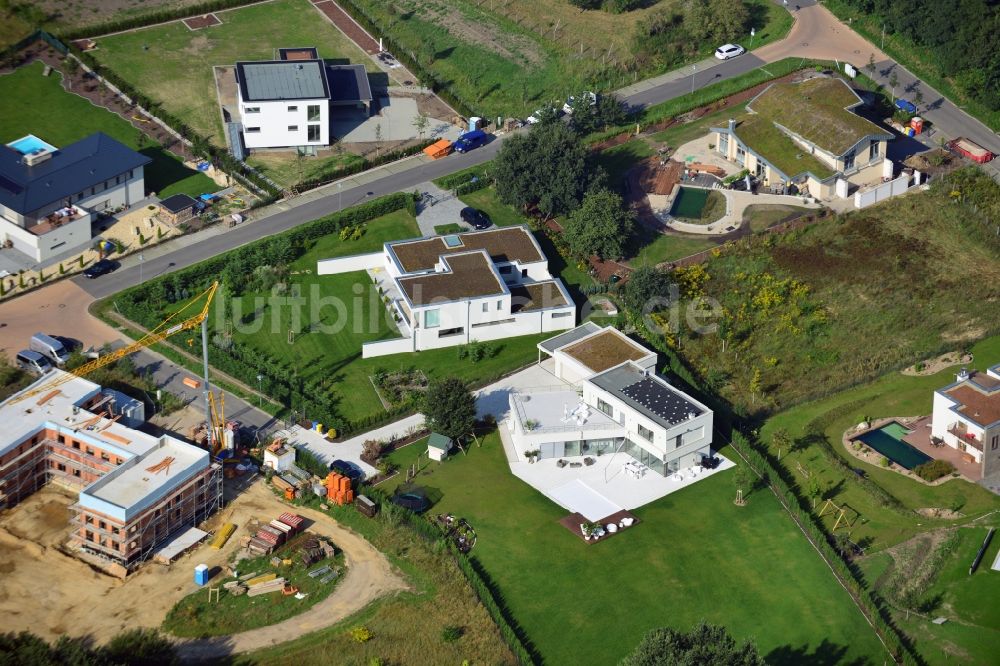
[{"left": 443, "top": 235, "right": 463, "bottom": 248}]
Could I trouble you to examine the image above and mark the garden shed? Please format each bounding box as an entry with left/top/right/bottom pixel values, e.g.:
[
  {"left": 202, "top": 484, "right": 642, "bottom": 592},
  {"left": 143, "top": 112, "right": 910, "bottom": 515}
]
[
  {"left": 158, "top": 194, "right": 197, "bottom": 224},
  {"left": 427, "top": 432, "right": 452, "bottom": 462}
]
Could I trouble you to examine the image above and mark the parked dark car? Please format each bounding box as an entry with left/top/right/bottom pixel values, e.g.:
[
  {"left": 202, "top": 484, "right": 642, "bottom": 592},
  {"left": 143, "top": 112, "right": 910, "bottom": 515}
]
[
  {"left": 391, "top": 491, "right": 431, "bottom": 513},
  {"left": 329, "top": 459, "right": 364, "bottom": 482},
  {"left": 83, "top": 259, "right": 118, "bottom": 279},
  {"left": 453, "top": 129, "right": 487, "bottom": 153},
  {"left": 700, "top": 455, "right": 721, "bottom": 470},
  {"left": 460, "top": 207, "right": 492, "bottom": 230}
]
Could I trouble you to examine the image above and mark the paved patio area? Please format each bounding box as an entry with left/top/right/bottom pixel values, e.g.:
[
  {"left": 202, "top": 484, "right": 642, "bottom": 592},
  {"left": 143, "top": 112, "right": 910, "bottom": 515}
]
[
  {"left": 332, "top": 97, "right": 461, "bottom": 143},
  {"left": 901, "top": 415, "right": 982, "bottom": 481},
  {"left": 498, "top": 419, "right": 734, "bottom": 519},
  {"left": 414, "top": 182, "right": 470, "bottom": 236}
]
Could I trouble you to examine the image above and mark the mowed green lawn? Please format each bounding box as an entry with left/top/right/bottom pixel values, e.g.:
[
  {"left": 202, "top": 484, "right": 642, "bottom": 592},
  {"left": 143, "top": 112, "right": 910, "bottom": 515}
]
[
  {"left": 0, "top": 61, "right": 214, "bottom": 198},
  {"left": 385, "top": 433, "right": 887, "bottom": 665},
  {"left": 761, "top": 334, "right": 1000, "bottom": 552},
  {"left": 93, "top": 0, "right": 374, "bottom": 145}
]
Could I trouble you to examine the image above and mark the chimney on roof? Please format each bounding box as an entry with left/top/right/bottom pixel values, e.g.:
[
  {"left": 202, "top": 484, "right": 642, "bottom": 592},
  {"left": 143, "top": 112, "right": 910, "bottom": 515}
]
[
  {"left": 957, "top": 367, "right": 970, "bottom": 382},
  {"left": 728, "top": 118, "right": 735, "bottom": 132}
]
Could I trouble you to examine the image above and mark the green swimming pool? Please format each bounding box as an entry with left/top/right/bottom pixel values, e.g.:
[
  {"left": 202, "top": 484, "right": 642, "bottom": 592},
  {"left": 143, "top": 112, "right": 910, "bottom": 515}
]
[
  {"left": 854, "top": 422, "right": 932, "bottom": 470},
  {"left": 670, "top": 186, "right": 709, "bottom": 218}
]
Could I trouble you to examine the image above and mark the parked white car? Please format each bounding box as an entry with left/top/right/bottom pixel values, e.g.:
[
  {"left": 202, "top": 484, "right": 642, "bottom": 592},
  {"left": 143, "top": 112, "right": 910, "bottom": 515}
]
[
  {"left": 714, "top": 44, "right": 746, "bottom": 60},
  {"left": 563, "top": 92, "right": 597, "bottom": 115}
]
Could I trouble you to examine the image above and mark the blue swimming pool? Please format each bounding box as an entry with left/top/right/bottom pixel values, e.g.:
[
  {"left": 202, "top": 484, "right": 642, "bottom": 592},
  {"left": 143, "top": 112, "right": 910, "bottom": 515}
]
[
  {"left": 7, "top": 134, "right": 57, "bottom": 155},
  {"left": 854, "top": 422, "right": 932, "bottom": 470}
]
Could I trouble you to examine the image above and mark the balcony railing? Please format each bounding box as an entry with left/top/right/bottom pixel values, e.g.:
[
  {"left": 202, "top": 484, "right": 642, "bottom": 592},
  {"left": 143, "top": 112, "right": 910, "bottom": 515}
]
[
  {"left": 25, "top": 205, "right": 90, "bottom": 236},
  {"left": 948, "top": 424, "right": 983, "bottom": 451}
]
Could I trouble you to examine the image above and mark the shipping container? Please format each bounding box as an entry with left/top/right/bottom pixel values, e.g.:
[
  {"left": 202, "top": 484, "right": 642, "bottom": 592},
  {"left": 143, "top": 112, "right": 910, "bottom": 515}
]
[{"left": 278, "top": 512, "right": 305, "bottom": 531}]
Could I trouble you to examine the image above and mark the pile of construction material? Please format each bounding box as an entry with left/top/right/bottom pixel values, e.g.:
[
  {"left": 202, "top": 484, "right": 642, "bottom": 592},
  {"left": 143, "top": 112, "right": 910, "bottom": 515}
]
[
  {"left": 247, "top": 512, "right": 305, "bottom": 556},
  {"left": 325, "top": 471, "right": 355, "bottom": 506},
  {"left": 272, "top": 465, "right": 313, "bottom": 500},
  {"left": 299, "top": 536, "right": 336, "bottom": 566}
]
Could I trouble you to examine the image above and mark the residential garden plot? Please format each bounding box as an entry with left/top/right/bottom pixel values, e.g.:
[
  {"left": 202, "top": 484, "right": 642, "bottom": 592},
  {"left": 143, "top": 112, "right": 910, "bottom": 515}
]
[
  {"left": 0, "top": 61, "right": 213, "bottom": 198},
  {"left": 92, "top": 0, "right": 375, "bottom": 145},
  {"left": 759, "top": 334, "right": 1000, "bottom": 554},
  {"left": 856, "top": 526, "right": 1000, "bottom": 665},
  {"left": 666, "top": 167, "right": 1000, "bottom": 415},
  {"left": 381, "top": 431, "right": 887, "bottom": 665}
]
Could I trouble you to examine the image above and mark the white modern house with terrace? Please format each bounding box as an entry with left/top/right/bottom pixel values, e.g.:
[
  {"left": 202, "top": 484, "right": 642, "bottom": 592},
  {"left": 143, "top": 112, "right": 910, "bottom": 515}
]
[
  {"left": 317, "top": 226, "right": 576, "bottom": 358},
  {"left": 0, "top": 132, "right": 149, "bottom": 262},
  {"left": 931, "top": 364, "right": 1000, "bottom": 479},
  {"left": 490, "top": 323, "right": 730, "bottom": 523}
]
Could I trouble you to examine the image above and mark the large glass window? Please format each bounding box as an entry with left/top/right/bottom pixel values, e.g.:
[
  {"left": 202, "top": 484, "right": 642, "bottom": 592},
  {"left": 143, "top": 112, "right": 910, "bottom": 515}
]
[
  {"left": 870, "top": 140, "right": 880, "bottom": 160},
  {"left": 844, "top": 150, "right": 856, "bottom": 171},
  {"left": 244, "top": 107, "right": 260, "bottom": 114},
  {"left": 307, "top": 124, "right": 321, "bottom": 142},
  {"left": 719, "top": 134, "right": 729, "bottom": 153},
  {"left": 637, "top": 424, "right": 654, "bottom": 442},
  {"left": 424, "top": 309, "right": 440, "bottom": 328},
  {"left": 307, "top": 105, "right": 321, "bottom": 121},
  {"left": 736, "top": 146, "right": 746, "bottom": 165},
  {"left": 597, "top": 398, "right": 613, "bottom": 418}
]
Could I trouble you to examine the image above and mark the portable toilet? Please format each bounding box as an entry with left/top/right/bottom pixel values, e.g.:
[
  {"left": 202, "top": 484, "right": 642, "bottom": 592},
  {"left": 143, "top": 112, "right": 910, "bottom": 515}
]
[
  {"left": 469, "top": 116, "right": 482, "bottom": 131},
  {"left": 910, "top": 117, "right": 923, "bottom": 134},
  {"left": 194, "top": 564, "right": 209, "bottom": 586}
]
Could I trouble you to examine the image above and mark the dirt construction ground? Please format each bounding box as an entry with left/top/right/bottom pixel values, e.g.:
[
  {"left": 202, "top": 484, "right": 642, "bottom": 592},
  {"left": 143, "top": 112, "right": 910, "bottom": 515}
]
[{"left": 0, "top": 480, "right": 407, "bottom": 650}]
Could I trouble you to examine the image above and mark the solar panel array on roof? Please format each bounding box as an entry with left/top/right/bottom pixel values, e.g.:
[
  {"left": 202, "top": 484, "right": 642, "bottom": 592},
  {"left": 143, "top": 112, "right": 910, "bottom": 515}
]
[{"left": 621, "top": 377, "right": 702, "bottom": 426}]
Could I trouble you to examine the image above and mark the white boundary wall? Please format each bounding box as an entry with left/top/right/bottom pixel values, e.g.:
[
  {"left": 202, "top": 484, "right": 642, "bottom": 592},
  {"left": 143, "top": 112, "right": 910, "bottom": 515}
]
[
  {"left": 854, "top": 171, "right": 920, "bottom": 209},
  {"left": 317, "top": 252, "right": 383, "bottom": 275}
]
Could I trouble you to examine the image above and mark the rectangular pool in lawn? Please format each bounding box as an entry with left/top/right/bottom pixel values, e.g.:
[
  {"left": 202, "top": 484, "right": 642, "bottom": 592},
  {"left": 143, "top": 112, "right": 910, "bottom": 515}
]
[
  {"left": 670, "top": 186, "right": 709, "bottom": 218},
  {"left": 855, "top": 422, "right": 932, "bottom": 469}
]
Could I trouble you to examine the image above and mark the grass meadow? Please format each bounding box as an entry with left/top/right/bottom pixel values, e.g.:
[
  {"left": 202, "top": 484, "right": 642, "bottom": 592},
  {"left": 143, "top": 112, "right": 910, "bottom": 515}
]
[
  {"left": 92, "top": 0, "right": 375, "bottom": 145},
  {"left": 0, "top": 61, "right": 214, "bottom": 198},
  {"left": 345, "top": 0, "right": 790, "bottom": 117},
  {"left": 379, "top": 431, "right": 888, "bottom": 665}
]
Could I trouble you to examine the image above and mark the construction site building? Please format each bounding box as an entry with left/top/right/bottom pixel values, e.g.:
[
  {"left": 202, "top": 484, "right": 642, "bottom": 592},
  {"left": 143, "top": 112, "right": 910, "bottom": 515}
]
[{"left": 0, "top": 371, "right": 222, "bottom": 576}]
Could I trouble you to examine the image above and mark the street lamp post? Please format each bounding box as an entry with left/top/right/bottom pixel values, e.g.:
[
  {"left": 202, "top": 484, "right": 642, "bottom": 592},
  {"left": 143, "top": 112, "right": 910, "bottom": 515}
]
[
  {"left": 691, "top": 64, "right": 696, "bottom": 95},
  {"left": 256, "top": 374, "right": 263, "bottom": 407},
  {"left": 749, "top": 27, "right": 755, "bottom": 51},
  {"left": 138, "top": 252, "right": 143, "bottom": 286},
  {"left": 338, "top": 182, "right": 343, "bottom": 212}
]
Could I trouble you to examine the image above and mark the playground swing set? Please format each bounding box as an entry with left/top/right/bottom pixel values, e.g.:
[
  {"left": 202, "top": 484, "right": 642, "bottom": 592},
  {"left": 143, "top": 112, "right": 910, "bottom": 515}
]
[{"left": 818, "top": 498, "right": 860, "bottom": 532}]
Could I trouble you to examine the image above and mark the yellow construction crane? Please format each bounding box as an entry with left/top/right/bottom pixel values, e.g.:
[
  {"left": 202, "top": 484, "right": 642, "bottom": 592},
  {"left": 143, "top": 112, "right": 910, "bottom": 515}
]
[
  {"left": 12, "top": 280, "right": 225, "bottom": 456},
  {"left": 208, "top": 390, "right": 226, "bottom": 456}
]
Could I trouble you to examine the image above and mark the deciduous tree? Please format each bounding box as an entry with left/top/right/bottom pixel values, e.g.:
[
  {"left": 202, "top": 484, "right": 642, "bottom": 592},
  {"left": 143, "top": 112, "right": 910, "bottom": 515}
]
[
  {"left": 422, "top": 378, "right": 476, "bottom": 440},
  {"left": 622, "top": 621, "right": 766, "bottom": 666},
  {"left": 562, "top": 188, "right": 635, "bottom": 260}
]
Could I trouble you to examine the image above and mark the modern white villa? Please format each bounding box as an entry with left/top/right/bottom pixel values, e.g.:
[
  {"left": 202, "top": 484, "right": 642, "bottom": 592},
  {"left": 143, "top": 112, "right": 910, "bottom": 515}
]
[
  {"left": 931, "top": 365, "right": 1000, "bottom": 478},
  {"left": 0, "top": 132, "right": 149, "bottom": 262},
  {"left": 487, "top": 323, "right": 731, "bottom": 525},
  {"left": 318, "top": 226, "right": 576, "bottom": 358},
  {"left": 234, "top": 47, "right": 372, "bottom": 152}
]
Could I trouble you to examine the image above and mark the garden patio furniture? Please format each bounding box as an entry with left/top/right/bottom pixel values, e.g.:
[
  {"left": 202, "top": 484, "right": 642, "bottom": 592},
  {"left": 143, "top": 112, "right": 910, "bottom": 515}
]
[
  {"left": 606, "top": 523, "right": 618, "bottom": 533},
  {"left": 621, "top": 517, "right": 634, "bottom": 527},
  {"left": 557, "top": 459, "right": 568, "bottom": 468},
  {"left": 570, "top": 462, "right": 583, "bottom": 468},
  {"left": 584, "top": 457, "right": 595, "bottom": 466}
]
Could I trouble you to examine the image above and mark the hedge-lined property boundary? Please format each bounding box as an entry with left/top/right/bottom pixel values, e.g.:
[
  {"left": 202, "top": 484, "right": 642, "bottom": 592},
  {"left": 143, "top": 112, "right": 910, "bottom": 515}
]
[
  {"left": 56, "top": 0, "right": 271, "bottom": 41},
  {"left": 727, "top": 431, "right": 922, "bottom": 665}
]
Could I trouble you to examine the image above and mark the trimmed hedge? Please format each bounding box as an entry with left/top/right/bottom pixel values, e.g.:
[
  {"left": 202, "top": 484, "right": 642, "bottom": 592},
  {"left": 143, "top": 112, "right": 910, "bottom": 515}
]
[{"left": 728, "top": 432, "right": 921, "bottom": 665}]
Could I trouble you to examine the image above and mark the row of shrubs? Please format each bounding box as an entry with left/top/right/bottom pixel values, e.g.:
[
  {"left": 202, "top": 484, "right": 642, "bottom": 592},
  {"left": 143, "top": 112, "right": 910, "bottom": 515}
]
[
  {"left": 331, "top": 0, "right": 475, "bottom": 118},
  {"left": 362, "top": 485, "right": 536, "bottom": 665},
  {"left": 728, "top": 431, "right": 920, "bottom": 665}
]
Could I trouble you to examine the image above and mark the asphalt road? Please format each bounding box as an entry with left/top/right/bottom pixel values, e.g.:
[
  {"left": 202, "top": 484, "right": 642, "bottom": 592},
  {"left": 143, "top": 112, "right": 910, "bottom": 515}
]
[{"left": 624, "top": 54, "right": 769, "bottom": 110}]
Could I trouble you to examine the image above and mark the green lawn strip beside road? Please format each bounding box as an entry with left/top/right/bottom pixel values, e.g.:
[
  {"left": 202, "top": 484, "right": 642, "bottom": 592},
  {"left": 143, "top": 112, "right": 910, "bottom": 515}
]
[
  {"left": 92, "top": 0, "right": 375, "bottom": 146},
  {"left": 383, "top": 431, "right": 887, "bottom": 665},
  {"left": 247, "top": 151, "right": 367, "bottom": 191},
  {"left": 822, "top": 0, "right": 1000, "bottom": 132},
  {"left": 0, "top": 61, "right": 213, "bottom": 199},
  {"left": 458, "top": 188, "right": 527, "bottom": 228},
  {"left": 163, "top": 533, "right": 346, "bottom": 637},
  {"left": 760, "top": 334, "right": 1000, "bottom": 553}
]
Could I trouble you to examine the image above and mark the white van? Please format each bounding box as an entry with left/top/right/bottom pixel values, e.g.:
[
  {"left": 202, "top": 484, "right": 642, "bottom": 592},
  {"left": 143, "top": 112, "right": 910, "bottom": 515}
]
[
  {"left": 16, "top": 350, "right": 53, "bottom": 376},
  {"left": 30, "top": 333, "right": 70, "bottom": 367}
]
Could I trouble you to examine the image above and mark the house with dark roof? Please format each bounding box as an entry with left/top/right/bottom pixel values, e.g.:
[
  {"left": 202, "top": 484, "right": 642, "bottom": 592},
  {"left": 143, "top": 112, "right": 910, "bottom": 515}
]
[
  {"left": 932, "top": 363, "right": 1000, "bottom": 479},
  {"left": 234, "top": 47, "right": 373, "bottom": 152},
  {"left": 507, "top": 324, "right": 715, "bottom": 478},
  {"left": 316, "top": 225, "right": 575, "bottom": 357},
  {"left": 711, "top": 76, "right": 893, "bottom": 199},
  {"left": 0, "top": 132, "right": 149, "bottom": 261}
]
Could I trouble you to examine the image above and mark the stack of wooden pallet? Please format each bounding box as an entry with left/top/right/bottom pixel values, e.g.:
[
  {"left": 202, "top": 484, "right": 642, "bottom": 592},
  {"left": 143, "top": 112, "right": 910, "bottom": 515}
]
[{"left": 247, "top": 575, "right": 286, "bottom": 597}]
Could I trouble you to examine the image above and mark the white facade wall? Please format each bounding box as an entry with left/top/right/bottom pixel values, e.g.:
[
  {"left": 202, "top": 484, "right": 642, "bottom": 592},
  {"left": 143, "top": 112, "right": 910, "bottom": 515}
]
[
  {"left": 581, "top": 381, "right": 713, "bottom": 467},
  {"left": 0, "top": 213, "right": 92, "bottom": 262},
  {"left": 931, "top": 391, "right": 988, "bottom": 463},
  {"left": 317, "top": 252, "right": 383, "bottom": 275},
  {"left": 77, "top": 166, "right": 146, "bottom": 211},
  {"left": 240, "top": 98, "right": 329, "bottom": 149}
]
